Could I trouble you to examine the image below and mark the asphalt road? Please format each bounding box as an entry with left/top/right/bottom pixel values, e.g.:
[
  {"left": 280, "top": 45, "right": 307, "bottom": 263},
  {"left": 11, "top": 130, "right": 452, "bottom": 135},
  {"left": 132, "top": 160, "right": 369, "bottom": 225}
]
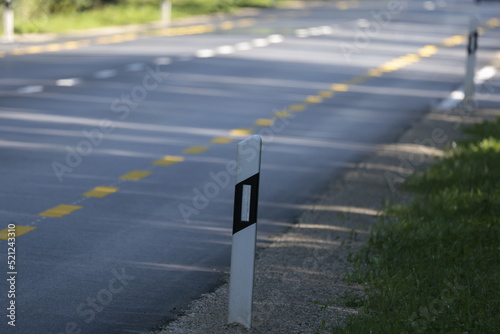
[{"left": 0, "top": 0, "right": 499, "bottom": 333}]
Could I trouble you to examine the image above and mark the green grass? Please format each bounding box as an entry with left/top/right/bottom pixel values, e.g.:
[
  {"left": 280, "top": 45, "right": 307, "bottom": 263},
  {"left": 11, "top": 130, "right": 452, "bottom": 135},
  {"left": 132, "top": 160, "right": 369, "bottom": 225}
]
[
  {"left": 319, "top": 117, "right": 500, "bottom": 333},
  {"left": 10, "top": 0, "right": 276, "bottom": 34}
]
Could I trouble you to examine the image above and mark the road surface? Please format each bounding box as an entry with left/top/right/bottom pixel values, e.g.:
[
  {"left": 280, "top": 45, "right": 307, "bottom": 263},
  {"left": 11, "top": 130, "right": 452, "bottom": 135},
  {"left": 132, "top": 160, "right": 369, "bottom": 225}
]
[{"left": 0, "top": 0, "right": 499, "bottom": 333}]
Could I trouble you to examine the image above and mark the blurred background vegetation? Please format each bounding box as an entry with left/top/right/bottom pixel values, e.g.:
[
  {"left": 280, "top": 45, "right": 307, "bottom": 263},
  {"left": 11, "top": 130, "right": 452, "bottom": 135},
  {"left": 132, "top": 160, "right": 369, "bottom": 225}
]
[{"left": 8, "top": 0, "right": 276, "bottom": 33}]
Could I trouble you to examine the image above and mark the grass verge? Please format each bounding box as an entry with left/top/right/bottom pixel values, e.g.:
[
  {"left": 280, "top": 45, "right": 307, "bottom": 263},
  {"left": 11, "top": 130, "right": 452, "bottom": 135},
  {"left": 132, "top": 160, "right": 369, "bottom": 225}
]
[
  {"left": 319, "top": 117, "right": 500, "bottom": 333},
  {"left": 10, "top": 0, "right": 275, "bottom": 34}
]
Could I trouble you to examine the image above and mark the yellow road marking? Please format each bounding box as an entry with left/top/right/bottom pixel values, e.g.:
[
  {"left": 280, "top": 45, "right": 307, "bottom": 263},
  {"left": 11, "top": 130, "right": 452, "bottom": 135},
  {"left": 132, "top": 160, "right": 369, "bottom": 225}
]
[
  {"left": 0, "top": 226, "right": 37, "bottom": 239},
  {"left": 367, "top": 68, "right": 382, "bottom": 76},
  {"left": 486, "top": 18, "right": 500, "bottom": 28},
  {"left": 120, "top": 170, "right": 152, "bottom": 181},
  {"left": 306, "top": 95, "right": 322, "bottom": 104},
  {"left": 255, "top": 119, "right": 274, "bottom": 126},
  {"left": 211, "top": 137, "right": 234, "bottom": 144},
  {"left": 230, "top": 128, "right": 253, "bottom": 136},
  {"left": 442, "top": 35, "right": 464, "bottom": 47},
  {"left": 346, "top": 75, "right": 367, "bottom": 85},
  {"left": 83, "top": 186, "right": 119, "bottom": 198},
  {"left": 331, "top": 84, "right": 349, "bottom": 92},
  {"left": 183, "top": 146, "right": 209, "bottom": 154},
  {"left": 274, "top": 110, "right": 291, "bottom": 118},
  {"left": 418, "top": 45, "right": 437, "bottom": 57},
  {"left": 220, "top": 21, "right": 234, "bottom": 30},
  {"left": 11, "top": 48, "right": 26, "bottom": 56},
  {"left": 0, "top": 51, "right": 4, "bottom": 57},
  {"left": 318, "top": 90, "right": 334, "bottom": 98},
  {"left": 46, "top": 43, "right": 62, "bottom": 52},
  {"left": 39, "top": 204, "right": 82, "bottom": 218},
  {"left": 289, "top": 104, "right": 306, "bottom": 111},
  {"left": 153, "top": 155, "right": 185, "bottom": 166},
  {"left": 26, "top": 46, "right": 42, "bottom": 54},
  {"left": 336, "top": 2, "right": 349, "bottom": 10},
  {"left": 238, "top": 19, "right": 255, "bottom": 27}
]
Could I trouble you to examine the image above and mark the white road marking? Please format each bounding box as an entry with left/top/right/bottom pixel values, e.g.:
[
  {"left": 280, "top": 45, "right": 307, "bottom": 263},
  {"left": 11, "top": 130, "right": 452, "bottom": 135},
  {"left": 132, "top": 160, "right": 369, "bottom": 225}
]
[
  {"left": 217, "top": 45, "right": 235, "bottom": 54},
  {"left": 268, "top": 34, "right": 284, "bottom": 43},
  {"left": 321, "top": 26, "right": 333, "bottom": 35},
  {"left": 474, "top": 66, "right": 497, "bottom": 84},
  {"left": 295, "top": 29, "right": 309, "bottom": 38},
  {"left": 196, "top": 49, "right": 216, "bottom": 58},
  {"left": 94, "top": 69, "right": 117, "bottom": 79},
  {"left": 235, "top": 42, "right": 252, "bottom": 51},
  {"left": 436, "top": 65, "right": 498, "bottom": 110},
  {"left": 252, "top": 38, "right": 269, "bottom": 47},
  {"left": 56, "top": 78, "right": 82, "bottom": 87},
  {"left": 17, "top": 85, "right": 43, "bottom": 94}
]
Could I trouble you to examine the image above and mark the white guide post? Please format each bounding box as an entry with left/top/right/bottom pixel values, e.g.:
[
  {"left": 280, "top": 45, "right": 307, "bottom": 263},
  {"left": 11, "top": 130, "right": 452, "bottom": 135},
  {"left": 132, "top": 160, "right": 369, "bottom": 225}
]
[
  {"left": 161, "top": 0, "right": 171, "bottom": 26},
  {"left": 3, "top": 0, "right": 14, "bottom": 43},
  {"left": 463, "top": 16, "right": 479, "bottom": 108},
  {"left": 228, "top": 135, "right": 262, "bottom": 328}
]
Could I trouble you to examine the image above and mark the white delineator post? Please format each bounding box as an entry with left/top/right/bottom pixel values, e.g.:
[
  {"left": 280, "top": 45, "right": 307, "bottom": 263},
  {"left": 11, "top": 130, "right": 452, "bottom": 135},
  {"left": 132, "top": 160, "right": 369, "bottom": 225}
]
[
  {"left": 3, "top": 0, "right": 14, "bottom": 43},
  {"left": 161, "top": 0, "right": 171, "bottom": 26},
  {"left": 463, "top": 16, "right": 479, "bottom": 108},
  {"left": 228, "top": 135, "right": 262, "bottom": 328}
]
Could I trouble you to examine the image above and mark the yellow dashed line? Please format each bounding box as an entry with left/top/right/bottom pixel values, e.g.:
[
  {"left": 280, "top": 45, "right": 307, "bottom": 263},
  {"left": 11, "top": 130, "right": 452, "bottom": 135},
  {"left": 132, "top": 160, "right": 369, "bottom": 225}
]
[
  {"left": 83, "top": 186, "right": 119, "bottom": 198},
  {"left": 120, "top": 170, "right": 152, "bottom": 181},
  {"left": 274, "top": 110, "right": 292, "bottom": 118},
  {"left": 418, "top": 45, "right": 437, "bottom": 57},
  {"left": 183, "top": 146, "right": 209, "bottom": 154},
  {"left": 486, "top": 18, "right": 500, "bottom": 28},
  {"left": 306, "top": 95, "right": 323, "bottom": 104},
  {"left": 336, "top": 2, "right": 349, "bottom": 10},
  {"left": 39, "top": 204, "right": 82, "bottom": 218},
  {"left": 230, "top": 128, "right": 254, "bottom": 136},
  {"left": 0, "top": 226, "right": 37, "bottom": 239},
  {"left": 11, "top": 48, "right": 26, "bottom": 56},
  {"left": 46, "top": 43, "right": 62, "bottom": 52},
  {"left": 153, "top": 155, "right": 185, "bottom": 166},
  {"left": 289, "top": 104, "right": 306, "bottom": 111},
  {"left": 0, "top": 51, "right": 4, "bottom": 58},
  {"left": 331, "top": 84, "right": 349, "bottom": 92},
  {"left": 346, "top": 75, "right": 367, "bottom": 85},
  {"left": 255, "top": 119, "right": 274, "bottom": 126},
  {"left": 238, "top": 18, "right": 255, "bottom": 27},
  {"left": 318, "top": 90, "right": 334, "bottom": 98},
  {"left": 26, "top": 46, "right": 42, "bottom": 54},
  {"left": 211, "top": 137, "right": 234, "bottom": 144},
  {"left": 367, "top": 68, "right": 383, "bottom": 77},
  {"left": 442, "top": 35, "right": 464, "bottom": 47},
  {"left": 220, "top": 21, "right": 234, "bottom": 30}
]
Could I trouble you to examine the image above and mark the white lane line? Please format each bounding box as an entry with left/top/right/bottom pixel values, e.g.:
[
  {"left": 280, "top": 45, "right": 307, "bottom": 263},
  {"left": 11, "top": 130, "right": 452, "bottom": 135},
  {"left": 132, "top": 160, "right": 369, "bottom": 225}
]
[
  {"left": 268, "top": 34, "right": 284, "bottom": 43},
  {"left": 56, "top": 78, "right": 82, "bottom": 87},
  {"left": 235, "top": 42, "right": 252, "bottom": 51},
  {"left": 196, "top": 49, "right": 216, "bottom": 58},
  {"left": 321, "top": 26, "right": 333, "bottom": 35},
  {"left": 125, "top": 63, "right": 146, "bottom": 71},
  {"left": 436, "top": 65, "right": 498, "bottom": 110},
  {"left": 217, "top": 45, "right": 235, "bottom": 54},
  {"left": 295, "top": 29, "right": 309, "bottom": 38},
  {"left": 252, "top": 38, "right": 269, "bottom": 47},
  {"left": 308, "top": 27, "right": 323, "bottom": 36},
  {"left": 17, "top": 85, "right": 43, "bottom": 94},
  {"left": 154, "top": 57, "right": 172, "bottom": 65},
  {"left": 475, "top": 66, "right": 497, "bottom": 84},
  {"left": 94, "top": 69, "right": 117, "bottom": 79}
]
